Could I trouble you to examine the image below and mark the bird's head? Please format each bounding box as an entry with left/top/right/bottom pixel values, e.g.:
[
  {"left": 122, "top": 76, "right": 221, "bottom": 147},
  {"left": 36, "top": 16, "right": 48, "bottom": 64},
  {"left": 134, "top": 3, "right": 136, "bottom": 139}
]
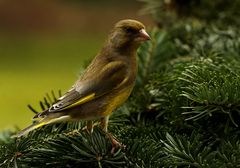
[{"left": 108, "top": 19, "right": 150, "bottom": 51}]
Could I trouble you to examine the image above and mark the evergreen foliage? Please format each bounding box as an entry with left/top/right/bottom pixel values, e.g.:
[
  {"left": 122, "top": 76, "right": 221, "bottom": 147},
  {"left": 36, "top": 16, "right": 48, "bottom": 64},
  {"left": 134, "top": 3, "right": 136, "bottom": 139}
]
[
  {"left": 140, "top": 0, "right": 240, "bottom": 27},
  {"left": 1, "top": 1, "right": 240, "bottom": 167}
]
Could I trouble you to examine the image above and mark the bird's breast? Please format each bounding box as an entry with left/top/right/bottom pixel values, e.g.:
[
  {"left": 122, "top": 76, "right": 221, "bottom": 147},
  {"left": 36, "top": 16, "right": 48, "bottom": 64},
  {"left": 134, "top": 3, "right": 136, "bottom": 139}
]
[{"left": 103, "top": 83, "right": 134, "bottom": 116}]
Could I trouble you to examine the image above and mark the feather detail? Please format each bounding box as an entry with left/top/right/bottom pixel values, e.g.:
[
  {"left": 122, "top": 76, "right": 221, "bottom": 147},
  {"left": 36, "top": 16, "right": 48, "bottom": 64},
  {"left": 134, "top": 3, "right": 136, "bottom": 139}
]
[
  {"left": 13, "top": 115, "right": 70, "bottom": 137},
  {"left": 33, "top": 109, "right": 48, "bottom": 119},
  {"left": 61, "top": 93, "right": 95, "bottom": 110}
]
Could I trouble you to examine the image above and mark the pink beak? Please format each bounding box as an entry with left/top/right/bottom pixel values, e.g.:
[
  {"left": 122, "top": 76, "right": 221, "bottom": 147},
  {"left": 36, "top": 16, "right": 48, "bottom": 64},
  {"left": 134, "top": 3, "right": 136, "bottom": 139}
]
[{"left": 139, "top": 29, "right": 151, "bottom": 41}]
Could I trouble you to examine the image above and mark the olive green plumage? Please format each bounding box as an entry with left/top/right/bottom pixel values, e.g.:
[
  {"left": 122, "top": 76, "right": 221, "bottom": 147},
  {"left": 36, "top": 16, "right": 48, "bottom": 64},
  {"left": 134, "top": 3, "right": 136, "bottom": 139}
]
[{"left": 16, "top": 19, "right": 150, "bottom": 137}]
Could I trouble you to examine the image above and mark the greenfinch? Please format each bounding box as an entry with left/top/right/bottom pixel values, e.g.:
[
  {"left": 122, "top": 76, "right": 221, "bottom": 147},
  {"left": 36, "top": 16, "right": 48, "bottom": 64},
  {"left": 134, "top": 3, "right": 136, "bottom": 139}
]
[{"left": 16, "top": 19, "right": 150, "bottom": 139}]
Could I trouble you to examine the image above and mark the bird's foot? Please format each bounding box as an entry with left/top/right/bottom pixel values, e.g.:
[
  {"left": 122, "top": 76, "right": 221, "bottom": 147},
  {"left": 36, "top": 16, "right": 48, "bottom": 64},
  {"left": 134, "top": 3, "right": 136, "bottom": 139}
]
[
  {"left": 107, "top": 133, "right": 125, "bottom": 154},
  {"left": 82, "top": 121, "right": 98, "bottom": 133}
]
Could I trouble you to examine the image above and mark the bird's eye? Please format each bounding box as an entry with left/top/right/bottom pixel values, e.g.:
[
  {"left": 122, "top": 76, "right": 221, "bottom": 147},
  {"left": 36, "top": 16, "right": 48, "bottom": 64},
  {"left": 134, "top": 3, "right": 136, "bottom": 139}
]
[{"left": 125, "top": 27, "right": 137, "bottom": 34}]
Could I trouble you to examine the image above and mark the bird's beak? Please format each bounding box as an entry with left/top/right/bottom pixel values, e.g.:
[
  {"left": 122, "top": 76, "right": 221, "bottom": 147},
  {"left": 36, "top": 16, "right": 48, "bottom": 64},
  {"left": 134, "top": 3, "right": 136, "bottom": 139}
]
[{"left": 138, "top": 29, "right": 151, "bottom": 41}]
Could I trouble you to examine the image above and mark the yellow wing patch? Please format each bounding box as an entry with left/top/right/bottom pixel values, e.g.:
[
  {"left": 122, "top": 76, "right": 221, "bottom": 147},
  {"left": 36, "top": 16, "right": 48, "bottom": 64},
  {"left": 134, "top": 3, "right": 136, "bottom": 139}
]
[
  {"left": 62, "top": 93, "right": 95, "bottom": 110},
  {"left": 33, "top": 122, "right": 46, "bottom": 129}
]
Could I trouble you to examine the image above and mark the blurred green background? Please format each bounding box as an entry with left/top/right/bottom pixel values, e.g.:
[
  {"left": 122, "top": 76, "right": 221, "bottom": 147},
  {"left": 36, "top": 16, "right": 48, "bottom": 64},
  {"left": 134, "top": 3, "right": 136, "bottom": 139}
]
[{"left": 0, "top": 0, "right": 153, "bottom": 130}]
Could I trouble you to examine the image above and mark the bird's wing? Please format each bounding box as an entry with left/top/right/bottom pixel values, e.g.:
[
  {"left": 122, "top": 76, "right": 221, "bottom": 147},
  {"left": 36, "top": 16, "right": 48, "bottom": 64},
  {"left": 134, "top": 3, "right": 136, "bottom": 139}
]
[{"left": 48, "top": 61, "right": 127, "bottom": 112}]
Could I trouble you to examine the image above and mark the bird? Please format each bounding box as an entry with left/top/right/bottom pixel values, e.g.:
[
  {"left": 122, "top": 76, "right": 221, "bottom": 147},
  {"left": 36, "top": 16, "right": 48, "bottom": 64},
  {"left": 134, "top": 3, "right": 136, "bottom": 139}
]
[{"left": 15, "top": 19, "right": 150, "bottom": 149}]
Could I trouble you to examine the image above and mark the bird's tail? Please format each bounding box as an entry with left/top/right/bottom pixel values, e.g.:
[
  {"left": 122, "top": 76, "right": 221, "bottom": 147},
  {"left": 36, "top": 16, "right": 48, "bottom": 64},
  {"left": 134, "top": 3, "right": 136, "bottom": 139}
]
[
  {"left": 13, "top": 118, "right": 51, "bottom": 138},
  {"left": 13, "top": 115, "right": 70, "bottom": 138}
]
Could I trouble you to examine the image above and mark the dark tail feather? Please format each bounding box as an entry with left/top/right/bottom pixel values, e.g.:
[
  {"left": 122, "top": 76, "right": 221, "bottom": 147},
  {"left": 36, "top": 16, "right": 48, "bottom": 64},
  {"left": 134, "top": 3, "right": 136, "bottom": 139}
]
[
  {"left": 13, "top": 118, "right": 50, "bottom": 138},
  {"left": 13, "top": 115, "right": 70, "bottom": 138},
  {"left": 33, "top": 109, "right": 48, "bottom": 119}
]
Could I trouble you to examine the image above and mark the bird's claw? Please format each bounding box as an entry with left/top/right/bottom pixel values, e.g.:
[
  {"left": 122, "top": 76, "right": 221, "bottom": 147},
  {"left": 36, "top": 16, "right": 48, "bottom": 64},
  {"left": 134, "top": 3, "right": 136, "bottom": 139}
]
[{"left": 107, "top": 133, "right": 125, "bottom": 154}]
